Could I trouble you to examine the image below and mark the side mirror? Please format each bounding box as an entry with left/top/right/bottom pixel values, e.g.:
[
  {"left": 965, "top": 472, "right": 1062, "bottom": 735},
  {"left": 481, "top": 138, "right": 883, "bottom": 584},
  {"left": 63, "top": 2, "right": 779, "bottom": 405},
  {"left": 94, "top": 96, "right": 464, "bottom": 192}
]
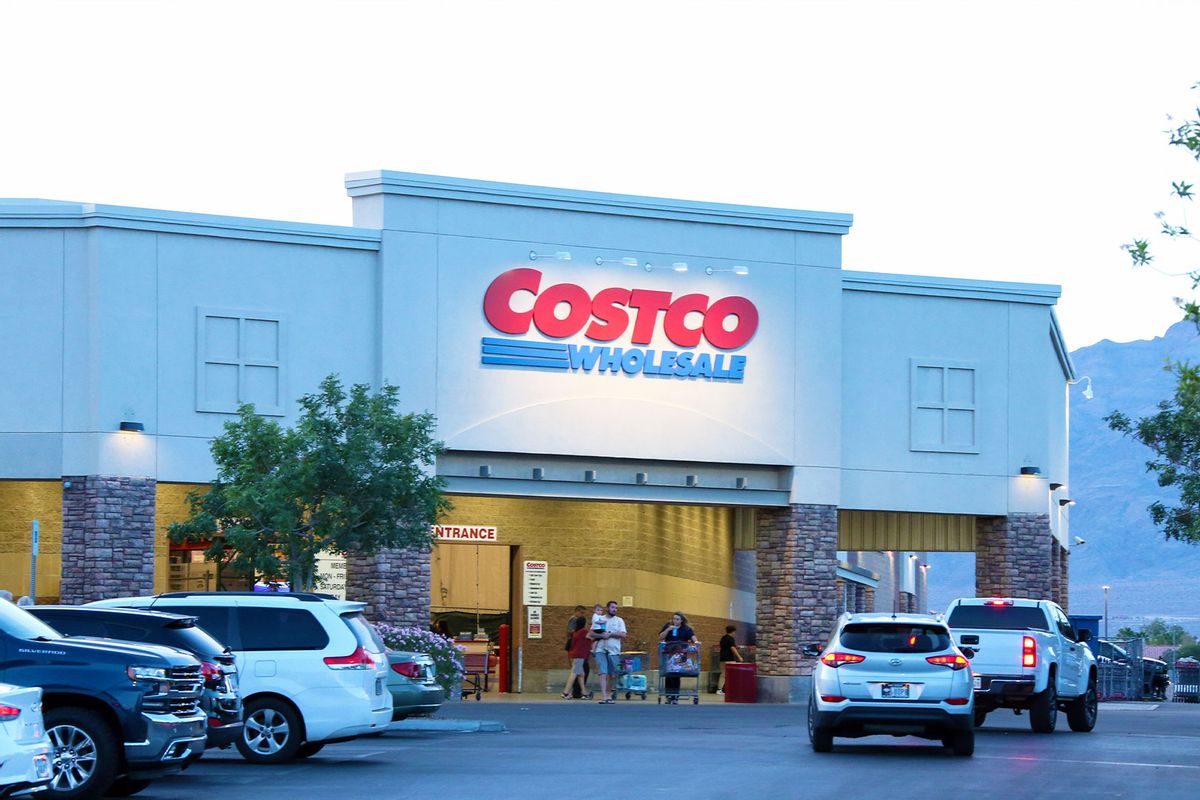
[
  {"left": 1077, "top": 629, "right": 1091, "bottom": 642},
  {"left": 960, "top": 647, "right": 977, "bottom": 660},
  {"left": 801, "top": 644, "right": 822, "bottom": 658}
]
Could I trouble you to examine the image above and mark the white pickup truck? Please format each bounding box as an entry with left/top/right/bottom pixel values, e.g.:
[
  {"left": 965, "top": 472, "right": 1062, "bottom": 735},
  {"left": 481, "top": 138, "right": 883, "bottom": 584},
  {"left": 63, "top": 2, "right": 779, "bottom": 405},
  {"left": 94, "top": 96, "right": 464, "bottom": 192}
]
[{"left": 945, "top": 598, "right": 1098, "bottom": 733}]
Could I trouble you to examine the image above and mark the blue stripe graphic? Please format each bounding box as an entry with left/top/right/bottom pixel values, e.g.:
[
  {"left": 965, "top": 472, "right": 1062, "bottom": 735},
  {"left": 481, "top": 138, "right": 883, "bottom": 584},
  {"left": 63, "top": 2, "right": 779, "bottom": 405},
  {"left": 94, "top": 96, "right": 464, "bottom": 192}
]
[
  {"left": 480, "top": 337, "right": 570, "bottom": 370},
  {"left": 481, "top": 355, "right": 570, "bottom": 370},
  {"left": 481, "top": 337, "right": 567, "bottom": 352}
]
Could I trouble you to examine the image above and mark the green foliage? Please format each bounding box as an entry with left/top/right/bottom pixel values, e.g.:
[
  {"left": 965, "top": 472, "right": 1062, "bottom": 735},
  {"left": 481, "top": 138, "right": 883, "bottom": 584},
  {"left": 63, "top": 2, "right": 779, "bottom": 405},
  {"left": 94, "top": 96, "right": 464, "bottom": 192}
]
[
  {"left": 1176, "top": 643, "right": 1200, "bottom": 660},
  {"left": 373, "top": 624, "right": 464, "bottom": 696},
  {"left": 169, "top": 375, "right": 449, "bottom": 589},
  {"left": 1116, "top": 618, "right": 1196, "bottom": 646}
]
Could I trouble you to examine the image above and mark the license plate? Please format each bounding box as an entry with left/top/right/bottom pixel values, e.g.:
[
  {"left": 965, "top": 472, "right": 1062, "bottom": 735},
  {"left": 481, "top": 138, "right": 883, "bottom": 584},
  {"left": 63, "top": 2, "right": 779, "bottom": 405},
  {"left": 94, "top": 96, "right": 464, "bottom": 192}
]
[
  {"left": 881, "top": 683, "right": 909, "bottom": 699},
  {"left": 973, "top": 676, "right": 982, "bottom": 690},
  {"left": 34, "top": 754, "right": 50, "bottom": 779}
]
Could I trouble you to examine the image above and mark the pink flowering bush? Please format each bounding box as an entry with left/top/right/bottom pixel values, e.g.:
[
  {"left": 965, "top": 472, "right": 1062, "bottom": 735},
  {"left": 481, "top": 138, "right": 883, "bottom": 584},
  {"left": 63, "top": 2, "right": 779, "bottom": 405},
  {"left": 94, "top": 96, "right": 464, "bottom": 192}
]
[{"left": 374, "top": 623, "right": 464, "bottom": 695}]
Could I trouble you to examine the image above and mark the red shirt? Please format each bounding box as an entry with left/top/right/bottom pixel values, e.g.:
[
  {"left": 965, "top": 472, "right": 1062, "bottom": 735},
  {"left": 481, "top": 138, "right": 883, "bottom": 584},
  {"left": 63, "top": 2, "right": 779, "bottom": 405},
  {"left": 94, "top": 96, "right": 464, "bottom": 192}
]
[{"left": 569, "top": 625, "right": 592, "bottom": 658}]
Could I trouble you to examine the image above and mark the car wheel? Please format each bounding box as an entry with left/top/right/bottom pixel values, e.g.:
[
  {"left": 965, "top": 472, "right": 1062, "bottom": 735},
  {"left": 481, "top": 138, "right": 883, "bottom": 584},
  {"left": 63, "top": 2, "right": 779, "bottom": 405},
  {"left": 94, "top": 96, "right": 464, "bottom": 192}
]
[
  {"left": 949, "top": 729, "right": 974, "bottom": 757},
  {"left": 237, "top": 698, "right": 304, "bottom": 763},
  {"left": 44, "top": 707, "right": 118, "bottom": 800},
  {"left": 807, "top": 694, "right": 833, "bottom": 753},
  {"left": 296, "top": 742, "right": 326, "bottom": 759},
  {"left": 973, "top": 709, "right": 988, "bottom": 728},
  {"left": 1067, "top": 681, "right": 1098, "bottom": 732},
  {"left": 1030, "top": 683, "right": 1057, "bottom": 733},
  {"left": 104, "top": 777, "right": 154, "bottom": 797}
]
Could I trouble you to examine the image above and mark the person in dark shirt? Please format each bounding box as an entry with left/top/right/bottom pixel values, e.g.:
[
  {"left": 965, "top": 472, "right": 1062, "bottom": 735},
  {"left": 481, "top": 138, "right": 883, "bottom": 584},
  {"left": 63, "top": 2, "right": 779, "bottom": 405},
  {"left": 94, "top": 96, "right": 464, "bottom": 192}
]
[
  {"left": 717, "top": 625, "right": 743, "bottom": 695},
  {"left": 658, "top": 612, "right": 698, "bottom": 704}
]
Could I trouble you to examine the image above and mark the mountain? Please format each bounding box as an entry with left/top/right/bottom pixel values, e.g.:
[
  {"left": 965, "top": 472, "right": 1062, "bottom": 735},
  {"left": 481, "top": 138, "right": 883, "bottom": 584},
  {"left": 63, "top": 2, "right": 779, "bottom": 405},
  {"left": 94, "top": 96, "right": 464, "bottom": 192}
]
[{"left": 927, "top": 321, "right": 1200, "bottom": 636}]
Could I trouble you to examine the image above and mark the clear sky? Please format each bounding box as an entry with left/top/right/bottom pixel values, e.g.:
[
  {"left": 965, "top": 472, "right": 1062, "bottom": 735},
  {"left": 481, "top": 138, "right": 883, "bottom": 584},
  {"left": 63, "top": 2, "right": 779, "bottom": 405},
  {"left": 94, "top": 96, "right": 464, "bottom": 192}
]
[{"left": 4, "top": 0, "right": 1199, "bottom": 348}]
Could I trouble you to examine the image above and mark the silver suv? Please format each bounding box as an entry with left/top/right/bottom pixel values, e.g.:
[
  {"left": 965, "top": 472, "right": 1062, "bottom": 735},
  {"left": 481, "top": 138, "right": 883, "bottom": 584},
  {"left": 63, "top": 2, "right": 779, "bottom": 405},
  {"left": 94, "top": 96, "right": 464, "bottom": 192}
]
[{"left": 806, "top": 613, "right": 975, "bottom": 756}]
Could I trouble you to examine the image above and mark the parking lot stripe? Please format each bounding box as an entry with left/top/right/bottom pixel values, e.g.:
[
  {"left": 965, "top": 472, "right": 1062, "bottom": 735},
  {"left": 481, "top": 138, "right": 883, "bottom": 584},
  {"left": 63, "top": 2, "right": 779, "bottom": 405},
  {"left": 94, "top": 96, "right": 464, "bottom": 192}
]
[{"left": 976, "top": 756, "right": 1200, "bottom": 770}]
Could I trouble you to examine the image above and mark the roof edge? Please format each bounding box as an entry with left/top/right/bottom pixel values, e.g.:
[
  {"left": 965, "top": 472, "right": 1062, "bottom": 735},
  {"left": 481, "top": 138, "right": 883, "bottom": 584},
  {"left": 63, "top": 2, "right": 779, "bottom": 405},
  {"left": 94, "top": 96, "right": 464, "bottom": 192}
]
[{"left": 843, "top": 270, "right": 1062, "bottom": 305}]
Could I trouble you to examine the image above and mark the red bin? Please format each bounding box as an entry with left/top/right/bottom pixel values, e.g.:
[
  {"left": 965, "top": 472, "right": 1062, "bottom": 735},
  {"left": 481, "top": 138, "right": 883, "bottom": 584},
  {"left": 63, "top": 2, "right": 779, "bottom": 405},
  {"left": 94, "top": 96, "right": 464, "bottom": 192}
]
[{"left": 723, "top": 663, "right": 757, "bottom": 703}]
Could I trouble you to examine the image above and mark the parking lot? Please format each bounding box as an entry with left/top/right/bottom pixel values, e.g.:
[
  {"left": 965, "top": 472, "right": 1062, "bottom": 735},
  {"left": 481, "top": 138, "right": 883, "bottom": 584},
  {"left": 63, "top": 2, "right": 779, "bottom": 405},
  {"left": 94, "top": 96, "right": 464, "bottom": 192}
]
[{"left": 135, "top": 700, "right": 1200, "bottom": 799}]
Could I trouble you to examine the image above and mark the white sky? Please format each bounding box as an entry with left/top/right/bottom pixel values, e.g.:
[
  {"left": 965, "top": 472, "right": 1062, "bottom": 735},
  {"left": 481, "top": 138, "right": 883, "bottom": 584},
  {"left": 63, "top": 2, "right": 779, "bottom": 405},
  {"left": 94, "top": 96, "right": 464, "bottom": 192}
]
[{"left": 4, "top": 0, "right": 1199, "bottom": 348}]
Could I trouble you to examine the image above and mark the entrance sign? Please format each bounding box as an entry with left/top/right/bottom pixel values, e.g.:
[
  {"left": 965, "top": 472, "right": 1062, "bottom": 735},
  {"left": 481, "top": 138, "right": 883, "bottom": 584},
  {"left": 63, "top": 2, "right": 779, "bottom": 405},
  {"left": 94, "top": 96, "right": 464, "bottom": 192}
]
[
  {"left": 315, "top": 552, "right": 347, "bottom": 600},
  {"left": 433, "top": 525, "right": 498, "bottom": 542},
  {"left": 523, "top": 561, "right": 548, "bottom": 606},
  {"left": 527, "top": 606, "right": 543, "bottom": 639}
]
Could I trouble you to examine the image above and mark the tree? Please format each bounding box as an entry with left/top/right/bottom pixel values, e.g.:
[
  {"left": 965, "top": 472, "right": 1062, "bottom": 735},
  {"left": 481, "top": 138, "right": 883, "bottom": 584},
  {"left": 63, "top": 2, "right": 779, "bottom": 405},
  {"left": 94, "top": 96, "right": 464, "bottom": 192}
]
[
  {"left": 1116, "top": 618, "right": 1196, "bottom": 646},
  {"left": 169, "top": 375, "right": 449, "bottom": 590},
  {"left": 1110, "top": 82, "right": 1200, "bottom": 543}
]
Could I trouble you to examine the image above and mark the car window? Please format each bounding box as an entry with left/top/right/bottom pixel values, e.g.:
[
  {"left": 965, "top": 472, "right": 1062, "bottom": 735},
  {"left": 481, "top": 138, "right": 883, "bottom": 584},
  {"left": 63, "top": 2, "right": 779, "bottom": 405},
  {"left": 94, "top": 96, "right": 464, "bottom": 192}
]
[
  {"left": 1051, "top": 607, "right": 1076, "bottom": 640},
  {"left": 170, "top": 624, "right": 230, "bottom": 656},
  {"left": 0, "top": 601, "right": 62, "bottom": 640},
  {"left": 34, "top": 614, "right": 107, "bottom": 638},
  {"left": 236, "top": 607, "right": 329, "bottom": 651},
  {"left": 341, "top": 612, "right": 385, "bottom": 653},
  {"left": 839, "top": 624, "right": 951, "bottom": 653},
  {"left": 946, "top": 605, "right": 1050, "bottom": 631},
  {"left": 103, "top": 622, "right": 153, "bottom": 642},
  {"left": 160, "top": 605, "right": 234, "bottom": 647}
]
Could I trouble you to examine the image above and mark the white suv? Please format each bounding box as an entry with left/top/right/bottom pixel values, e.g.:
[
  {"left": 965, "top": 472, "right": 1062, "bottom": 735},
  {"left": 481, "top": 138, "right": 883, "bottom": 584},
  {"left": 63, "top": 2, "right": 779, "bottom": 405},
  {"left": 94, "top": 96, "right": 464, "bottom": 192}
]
[{"left": 89, "top": 592, "right": 392, "bottom": 764}]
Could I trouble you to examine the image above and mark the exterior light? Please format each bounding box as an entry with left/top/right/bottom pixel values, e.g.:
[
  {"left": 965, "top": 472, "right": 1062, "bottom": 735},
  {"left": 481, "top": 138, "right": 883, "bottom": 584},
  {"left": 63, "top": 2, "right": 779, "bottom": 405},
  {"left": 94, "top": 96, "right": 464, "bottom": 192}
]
[
  {"left": 119, "top": 421, "right": 145, "bottom": 433},
  {"left": 686, "top": 475, "right": 699, "bottom": 487},
  {"left": 705, "top": 265, "right": 750, "bottom": 276},
  {"left": 635, "top": 472, "right": 648, "bottom": 485},
  {"left": 1050, "top": 482, "right": 1064, "bottom": 491},
  {"left": 1019, "top": 466, "right": 1041, "bottom": 476},
  {"left": 1059, "top": 498, "right": 1075, "bottom": 507},
  {"left": 642, "top": 262, "right": 688, "bottom": 273},
  {"left": 479, "top": 465, "right": 492, "bottom": 478},
  {"left": 532, "top": 467, "right": 544, "bottom": 480},
  {"left": 594, "top": 256, "right": 639, "bottom": 267},
  {"left": 584, "top": 470, "right": 597, "bottom": 483},
  {"left": 735, "top": 477, "right": 748, "bottom": 490},
  {"left": 529, "top": 250, "right": 572, "bottom": 262}
]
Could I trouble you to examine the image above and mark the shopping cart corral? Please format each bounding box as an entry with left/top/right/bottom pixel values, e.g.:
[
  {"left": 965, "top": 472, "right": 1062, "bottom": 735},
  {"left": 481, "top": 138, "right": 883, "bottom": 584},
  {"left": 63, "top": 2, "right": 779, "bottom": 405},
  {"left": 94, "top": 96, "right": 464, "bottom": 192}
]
[{"left": 658, "top": 642, "right": 701, "bottom": 705}]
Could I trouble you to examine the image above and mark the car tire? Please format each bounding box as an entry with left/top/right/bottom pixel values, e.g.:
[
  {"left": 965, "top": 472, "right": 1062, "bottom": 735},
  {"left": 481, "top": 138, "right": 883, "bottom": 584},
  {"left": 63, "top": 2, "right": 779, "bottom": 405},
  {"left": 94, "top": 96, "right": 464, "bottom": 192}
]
[
  {"left": 295, "top": 742, "right": 326, "bottom": 759},
  {"left": 1030, "top": 683, "right": 1057, "bottom": 733},
  {"left": 44, "top": 707, "right": 119, "bottom": 800},
  {"left": 949, "top": 729, "right": 974, "bottom": 757},
  {"left": 104, "top": 777, "right": 154, "bottom": 797},
  {"left": 1067, "top": 680, "right": 1098, "bottom": 732},
  {"left": 973, "top": 709, "right": 988, "bottom": 728},
  {"left": 237, "top": 698, "right": 304, "bottom": 764},
  {"left": 807, "top": 695, "right": 833, "bottom": 753}
]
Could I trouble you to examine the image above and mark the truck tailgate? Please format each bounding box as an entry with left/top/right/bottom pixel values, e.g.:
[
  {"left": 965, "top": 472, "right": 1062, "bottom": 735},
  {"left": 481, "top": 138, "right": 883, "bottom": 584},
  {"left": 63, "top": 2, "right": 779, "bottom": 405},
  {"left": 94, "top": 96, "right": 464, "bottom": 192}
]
[{"left": 954, "top": 629, "right": 1030, "bottom": 676}]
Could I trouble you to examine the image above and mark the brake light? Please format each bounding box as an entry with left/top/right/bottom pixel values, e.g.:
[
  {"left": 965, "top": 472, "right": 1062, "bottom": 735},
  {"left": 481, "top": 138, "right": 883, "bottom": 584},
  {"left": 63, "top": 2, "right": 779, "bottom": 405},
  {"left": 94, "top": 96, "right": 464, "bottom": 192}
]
[
  {"left": 820, "top": 695, "right": 847, "bottom": 702},
  {"left": 391, "top": 661, "right": 421, "bottom": 679},
  {"left": 988, "top": 599, "right": 1014, "bottom": 606},
  {"left": 0, "top": 705, "right": 19, "bottom": 720},
  {"left": 820, "top": 652, "right": 866, "bottom": 668},
  {"left": 200, "top": 660, "right": 224, "bottom": 687},
  {"left": 926, "top": 654, "right": 970, "bottom": 670},
  {"left": 1022, "top": 636, "right": 1037, "bottom": 668},
  {"left": 323, "top": 646, "right": 375, "bottom": 670},
  {"left": 945, "top": 697, "right": 970, "bottom": 705}
]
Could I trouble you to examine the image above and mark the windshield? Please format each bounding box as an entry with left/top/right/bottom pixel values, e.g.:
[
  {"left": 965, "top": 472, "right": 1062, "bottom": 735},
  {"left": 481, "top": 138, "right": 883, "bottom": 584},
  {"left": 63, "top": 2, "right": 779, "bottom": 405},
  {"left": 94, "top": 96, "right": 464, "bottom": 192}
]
[
  {"left": 947, "top": 605, "right": 1050, "bottom": 631},
  {"left": 0, "top": 599, "right": 62, "bottom": 640}
]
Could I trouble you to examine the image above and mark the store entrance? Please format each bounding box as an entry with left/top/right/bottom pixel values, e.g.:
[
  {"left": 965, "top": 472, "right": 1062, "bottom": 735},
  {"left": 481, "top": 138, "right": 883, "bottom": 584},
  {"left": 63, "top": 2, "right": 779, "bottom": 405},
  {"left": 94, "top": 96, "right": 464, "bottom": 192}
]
[{"left": 430, "top": 542, "right": 513, "bottom": 694}]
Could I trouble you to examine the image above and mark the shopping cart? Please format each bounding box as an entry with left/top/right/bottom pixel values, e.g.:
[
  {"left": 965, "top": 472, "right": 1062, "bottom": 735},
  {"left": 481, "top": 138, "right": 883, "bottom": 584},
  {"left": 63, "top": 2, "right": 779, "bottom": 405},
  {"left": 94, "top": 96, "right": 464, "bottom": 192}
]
[
  {"left": 1173, "top": 659, "right": 1199, "bottom": 703},
  {"left": 616, "top": 651, "right": 648, "bottom": 700},
  {"left": 658, "top": 642, "right": 701, "bottom": 705}
]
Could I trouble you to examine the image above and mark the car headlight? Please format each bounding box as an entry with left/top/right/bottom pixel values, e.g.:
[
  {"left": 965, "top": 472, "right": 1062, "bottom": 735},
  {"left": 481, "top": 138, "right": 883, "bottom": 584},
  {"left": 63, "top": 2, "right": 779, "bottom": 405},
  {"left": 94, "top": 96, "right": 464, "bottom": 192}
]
[{"left": 127, "top": 665, "right": 168, "bottom": 682}]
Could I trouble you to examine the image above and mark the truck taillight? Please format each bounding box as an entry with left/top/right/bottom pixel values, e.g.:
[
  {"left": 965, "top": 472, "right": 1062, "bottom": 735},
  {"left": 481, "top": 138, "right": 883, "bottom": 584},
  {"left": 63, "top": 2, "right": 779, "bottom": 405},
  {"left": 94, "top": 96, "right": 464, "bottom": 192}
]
[
  {"left": 820, "top": 652, "right": 866, "bottom": 668},
  {"left": 324, "top": 646, "right": 376, "bottom": 670},
  {"left": 1022, "top": 636, "right": 1037, "bottom": 668}
]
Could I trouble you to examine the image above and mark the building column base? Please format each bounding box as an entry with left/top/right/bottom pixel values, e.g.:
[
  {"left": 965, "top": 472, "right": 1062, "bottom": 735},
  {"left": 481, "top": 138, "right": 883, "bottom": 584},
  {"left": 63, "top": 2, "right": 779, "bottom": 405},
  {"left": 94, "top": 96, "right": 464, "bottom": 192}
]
[{"left": 756, "top": 674, "right": 812, "bottom": 704}]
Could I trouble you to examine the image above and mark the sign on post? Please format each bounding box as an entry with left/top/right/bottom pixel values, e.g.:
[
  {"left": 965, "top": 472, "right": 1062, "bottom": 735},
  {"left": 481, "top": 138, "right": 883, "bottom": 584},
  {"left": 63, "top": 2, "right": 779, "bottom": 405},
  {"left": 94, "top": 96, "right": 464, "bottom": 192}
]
[
  {"left": 522, "top": 561, "right": 548, "bottom": 606},
  {"left": 527, "top": 606, "right": 542, "bottom": 639},
  {"left": 30, "top": 520, "right": 39, "bottom": 600}
]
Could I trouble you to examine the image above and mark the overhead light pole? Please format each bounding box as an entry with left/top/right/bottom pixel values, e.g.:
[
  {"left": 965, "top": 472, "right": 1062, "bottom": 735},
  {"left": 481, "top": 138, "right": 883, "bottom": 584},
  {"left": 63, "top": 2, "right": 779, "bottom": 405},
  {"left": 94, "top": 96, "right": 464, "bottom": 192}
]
[{"left": 1102, "top": 585, "right": 1110, "bottom": 639}]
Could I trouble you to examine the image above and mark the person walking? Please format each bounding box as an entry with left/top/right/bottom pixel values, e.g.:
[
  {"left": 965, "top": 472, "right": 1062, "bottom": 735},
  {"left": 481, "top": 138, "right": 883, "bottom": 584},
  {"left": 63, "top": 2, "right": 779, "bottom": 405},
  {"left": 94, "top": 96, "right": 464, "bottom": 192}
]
[
  {"left": 561, "top": 615, "right": 592, "bottom": 699},
  {"left": 717, "top": 625, "right": 744, "bottom": 695},
  {"left": 566, "top": 605, "right": 591, "bottom": 698},
  {"left": 589, "top": 600, "right": 627, "bottom": 704},
  {"left": 658, "top": 612, "right": 698, "bottom": 704}
]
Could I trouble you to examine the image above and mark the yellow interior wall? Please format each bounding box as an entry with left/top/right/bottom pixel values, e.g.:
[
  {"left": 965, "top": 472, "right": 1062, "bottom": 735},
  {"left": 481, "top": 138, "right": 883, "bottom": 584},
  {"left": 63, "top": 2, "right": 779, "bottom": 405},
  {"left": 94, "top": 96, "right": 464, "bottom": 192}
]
[
  {"left": 0, "top": 480, "right": 62, "bottom": 600},
  {"left": 439, "top": 495, "right": 741, "bottom": 618},
  {"left": 154, "top": 483, "right": 210, "bottom": 595}
]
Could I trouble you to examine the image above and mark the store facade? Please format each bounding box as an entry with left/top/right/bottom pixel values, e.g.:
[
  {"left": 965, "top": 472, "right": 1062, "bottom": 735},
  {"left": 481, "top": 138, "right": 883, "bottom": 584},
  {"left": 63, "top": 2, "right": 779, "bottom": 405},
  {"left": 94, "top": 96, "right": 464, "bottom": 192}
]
[{"left": 0, "top": 173, "right": 1073, "bottom": 700}]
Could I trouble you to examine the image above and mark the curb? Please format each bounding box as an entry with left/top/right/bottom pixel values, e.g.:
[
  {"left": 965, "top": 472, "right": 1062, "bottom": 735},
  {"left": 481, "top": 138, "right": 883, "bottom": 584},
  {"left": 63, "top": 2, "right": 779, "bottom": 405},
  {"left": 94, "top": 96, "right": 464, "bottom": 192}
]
[{"left": 389, "top": 718, "right": 507, "bottom": 733}]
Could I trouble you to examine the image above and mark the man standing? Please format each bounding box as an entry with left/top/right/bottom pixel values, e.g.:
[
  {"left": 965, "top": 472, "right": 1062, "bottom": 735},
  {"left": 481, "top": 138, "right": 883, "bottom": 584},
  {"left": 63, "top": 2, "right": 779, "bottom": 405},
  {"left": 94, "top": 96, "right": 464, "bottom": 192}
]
[
  {"left": 589, "top": 599, "right": 627, "bottom": 704},
  {"left": 717, "top": 625, "right": 743, "bottom": 695}
]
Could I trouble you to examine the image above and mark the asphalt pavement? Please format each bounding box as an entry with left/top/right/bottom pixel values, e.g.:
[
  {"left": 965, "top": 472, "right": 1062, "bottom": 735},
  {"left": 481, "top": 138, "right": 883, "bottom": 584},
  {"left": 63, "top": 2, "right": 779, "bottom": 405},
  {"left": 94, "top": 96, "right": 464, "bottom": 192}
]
[{"left": 133, "top": 698, "right": 1200, "bottom": 799}]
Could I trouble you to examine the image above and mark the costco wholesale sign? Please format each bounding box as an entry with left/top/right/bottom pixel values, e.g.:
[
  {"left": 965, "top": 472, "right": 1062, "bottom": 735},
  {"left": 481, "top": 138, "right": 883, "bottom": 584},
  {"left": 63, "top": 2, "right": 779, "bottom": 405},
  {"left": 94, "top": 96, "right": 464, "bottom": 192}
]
[{"left": 481, "top": 268, "right": 758, "bottom": 380}]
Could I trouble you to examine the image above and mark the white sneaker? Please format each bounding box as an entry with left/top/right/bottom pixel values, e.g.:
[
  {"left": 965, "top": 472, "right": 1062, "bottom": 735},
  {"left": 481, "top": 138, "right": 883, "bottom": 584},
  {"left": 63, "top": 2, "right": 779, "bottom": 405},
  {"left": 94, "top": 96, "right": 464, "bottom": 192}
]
[{"left": 716, "top": 689, "right": 724, "bottom": 695}]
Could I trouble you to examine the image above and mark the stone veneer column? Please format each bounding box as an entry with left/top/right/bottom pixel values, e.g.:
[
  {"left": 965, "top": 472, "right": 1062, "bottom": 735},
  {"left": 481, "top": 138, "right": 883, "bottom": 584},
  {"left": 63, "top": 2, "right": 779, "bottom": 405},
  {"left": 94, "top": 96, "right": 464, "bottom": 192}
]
[
  {"left": 975, "top": 514, "right": 1053, "bottom": 599},
  {"left": 862, "top": 586, "right": 875, "bottom": 613},
  {"left": 755, "top": 503, "right": 838, "bottom": 703},
  {"left": 1059, "top": 545, "right": 1070, "bottom": 613},
  {"left": 60, "top": 476, "right": 157, "bottom": 604},
  {"left": 344, "top": 546, "right": 431, "bottom": 629}
]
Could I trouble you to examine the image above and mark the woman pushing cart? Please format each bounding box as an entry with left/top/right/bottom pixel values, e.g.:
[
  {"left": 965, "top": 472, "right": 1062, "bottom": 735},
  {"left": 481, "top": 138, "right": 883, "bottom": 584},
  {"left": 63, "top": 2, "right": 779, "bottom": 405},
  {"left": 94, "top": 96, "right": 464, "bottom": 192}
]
[{"left": 658, "top": 611, "right": 701, "bottom": 705}]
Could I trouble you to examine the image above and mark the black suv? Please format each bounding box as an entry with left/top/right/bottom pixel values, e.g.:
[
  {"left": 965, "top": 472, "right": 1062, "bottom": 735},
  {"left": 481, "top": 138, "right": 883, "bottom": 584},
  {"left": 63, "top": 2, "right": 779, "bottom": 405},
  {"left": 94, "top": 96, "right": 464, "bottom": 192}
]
[{"left": 28, "top": 607, "right": 244, "bottom": 750}]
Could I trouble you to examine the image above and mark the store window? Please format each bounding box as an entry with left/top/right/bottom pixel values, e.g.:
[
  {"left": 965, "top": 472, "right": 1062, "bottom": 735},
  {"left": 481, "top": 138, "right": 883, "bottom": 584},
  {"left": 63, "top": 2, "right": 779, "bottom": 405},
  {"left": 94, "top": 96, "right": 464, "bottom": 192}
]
[
  {"left": 910, "top": 360, "right": 978, "bottom": 453},
  {"left": 196, "top": 307, "right": 286, "bottom": 415}
]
